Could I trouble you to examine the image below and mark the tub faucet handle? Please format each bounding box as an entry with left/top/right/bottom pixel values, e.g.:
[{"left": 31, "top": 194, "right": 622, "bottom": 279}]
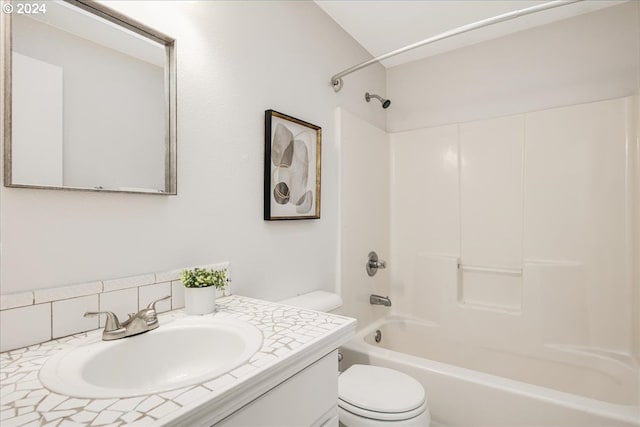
[
  {"left": 366, "top": 251, "right": 387, "bottom": 276},
  {"left": 372, "top": 259, "right": 386, "bottom": 269}
]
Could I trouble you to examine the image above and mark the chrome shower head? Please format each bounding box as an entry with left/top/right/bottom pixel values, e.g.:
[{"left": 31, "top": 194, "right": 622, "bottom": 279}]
[{"left": 365, "top": 92, "right": 391, "bottom": 109}]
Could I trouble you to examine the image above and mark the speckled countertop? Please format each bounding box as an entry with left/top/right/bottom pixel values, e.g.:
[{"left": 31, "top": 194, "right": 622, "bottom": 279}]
[{"left": 0, "top": 295, "right": 356, "bottom": 426}]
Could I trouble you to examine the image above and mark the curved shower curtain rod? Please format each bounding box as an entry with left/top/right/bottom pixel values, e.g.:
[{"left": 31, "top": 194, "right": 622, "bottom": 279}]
[{"left": 330, "top": 0, "right": 583, "bottom": 92}]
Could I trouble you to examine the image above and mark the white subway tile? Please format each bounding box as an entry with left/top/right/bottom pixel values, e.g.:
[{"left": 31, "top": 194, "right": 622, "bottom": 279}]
[
  {"left": 0, "top": 292, "right": 34, "bottom": 310},
  {"left": 103, "top": 274, "right": 155, "bottom": 292},
  {"left": 138, "top": 283, "right": 171, "bottom": 313},
  {"left": 0, "top": 304, "right": 51, "bottom": 352},
  {"left": 0, "top": 263, "right": 232, "bottom": 349},
  {"left": 34, "top": 282, "right": 102, "bottom": 304},
  {"left": 99, "top": 289, "right": 138, "bottom": 327},
  {"left": 52, "top": 295, "right": 99, "bottom": 339},
  {"left": 171, "top": 281, "right": 185, "bottom": 310},
  {"left": 155, "top": 269, "right": 182, "bottom": 283}
]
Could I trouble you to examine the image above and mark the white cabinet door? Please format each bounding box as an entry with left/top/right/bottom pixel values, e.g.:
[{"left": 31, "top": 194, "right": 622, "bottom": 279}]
[{"left": 218, "top": 351, "right": 338, "bottom": 427}]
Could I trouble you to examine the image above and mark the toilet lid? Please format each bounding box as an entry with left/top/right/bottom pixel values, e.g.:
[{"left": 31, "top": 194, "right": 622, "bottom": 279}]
[{"left": 339, "top": 365, "right": 426, "bottom": 414}]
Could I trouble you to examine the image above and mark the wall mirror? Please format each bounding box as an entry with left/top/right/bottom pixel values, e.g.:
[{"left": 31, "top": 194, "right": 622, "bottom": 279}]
[{"left": 3, "top": 0, "right": 176, "bottom": 194}]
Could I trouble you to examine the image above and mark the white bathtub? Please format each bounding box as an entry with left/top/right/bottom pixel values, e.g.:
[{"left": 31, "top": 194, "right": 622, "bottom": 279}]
[{"left": 339, "top": 316, "right": 640, "bottom": 427}]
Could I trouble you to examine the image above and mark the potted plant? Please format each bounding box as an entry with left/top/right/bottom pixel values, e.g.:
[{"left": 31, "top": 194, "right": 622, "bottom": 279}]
[{"left": 180, "top": 267, "right": 229, "bottom": 315}]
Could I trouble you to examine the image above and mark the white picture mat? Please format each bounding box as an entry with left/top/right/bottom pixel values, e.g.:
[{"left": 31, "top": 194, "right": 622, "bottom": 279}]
[{"left": 269, "top": 116, "right": 318, "bottom": 217}]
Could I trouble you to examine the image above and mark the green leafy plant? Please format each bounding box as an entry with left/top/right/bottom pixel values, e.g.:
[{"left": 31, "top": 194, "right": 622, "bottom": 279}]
[{"left": 180, "top": 267, "right": 230, "bottom": 290}]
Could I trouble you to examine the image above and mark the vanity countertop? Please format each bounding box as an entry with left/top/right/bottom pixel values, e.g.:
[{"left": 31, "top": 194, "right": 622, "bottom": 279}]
[{"left": 0, "top": 295, "right": 356, "bottom": 426}]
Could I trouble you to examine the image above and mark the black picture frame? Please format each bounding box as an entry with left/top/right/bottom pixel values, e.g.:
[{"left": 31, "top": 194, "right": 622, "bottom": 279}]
[{"left": 264, "top": 110, "right": 321, "bottom": 220}]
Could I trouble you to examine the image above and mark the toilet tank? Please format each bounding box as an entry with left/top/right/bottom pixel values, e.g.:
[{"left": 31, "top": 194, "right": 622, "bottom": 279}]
[{"left": 279, "top": 291, "right": 342, "bottom": 313}]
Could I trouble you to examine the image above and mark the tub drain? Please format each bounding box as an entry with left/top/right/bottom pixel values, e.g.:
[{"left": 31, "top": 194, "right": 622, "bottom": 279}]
[{"left": 374, "top": 329, "right": 382, "bottom": 343}]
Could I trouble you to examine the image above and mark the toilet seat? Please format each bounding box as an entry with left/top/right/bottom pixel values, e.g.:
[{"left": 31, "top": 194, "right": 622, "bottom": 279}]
[
  {"left": 339, "top": 397, "right": 427, "bottom": 421},
  {"left": 338, "top": 365, "right": 426, "bottom": 421}
]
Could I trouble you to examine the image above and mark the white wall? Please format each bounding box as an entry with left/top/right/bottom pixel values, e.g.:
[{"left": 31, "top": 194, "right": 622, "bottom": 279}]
[
  {"left": 0, "top": 1, "right": 386, "bottom": 300},
  {"left": 335, "top": 108, "right": 390, "bottom": 330},
  {"left": 387, "top": 2, "right": 640, "bottom": 132}
]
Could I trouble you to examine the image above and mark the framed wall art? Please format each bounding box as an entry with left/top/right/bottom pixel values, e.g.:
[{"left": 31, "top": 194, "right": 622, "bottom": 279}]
[{"left": 264, "top": 110, "right": 321, "bottom": 220}]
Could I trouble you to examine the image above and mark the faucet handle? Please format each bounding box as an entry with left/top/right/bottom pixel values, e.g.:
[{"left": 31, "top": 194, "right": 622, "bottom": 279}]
[
  {"left": 146, "top": 295, "right": 171, "bottom": 312},
  {"left": 366, "top": 251, "right": 387, "bottom": 277},
  {"left": 84, "top": 311, "right": 122, "bottom": 332},
  {"left": 137, "top": 295, "right": 170, "bottom": 331},
  {"left": 374, "top": 259, "right": 387, "bottom": 269}
]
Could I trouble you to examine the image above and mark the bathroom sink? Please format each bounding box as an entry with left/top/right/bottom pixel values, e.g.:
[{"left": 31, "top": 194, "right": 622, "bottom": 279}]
[{"left": 39, "top": 317, "right": 263, "bottom": 398}]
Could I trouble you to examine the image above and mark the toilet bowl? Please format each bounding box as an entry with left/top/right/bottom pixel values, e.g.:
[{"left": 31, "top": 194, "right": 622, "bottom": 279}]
[{"left": 280, "top": 291, "right": 431, "bottom": 427}]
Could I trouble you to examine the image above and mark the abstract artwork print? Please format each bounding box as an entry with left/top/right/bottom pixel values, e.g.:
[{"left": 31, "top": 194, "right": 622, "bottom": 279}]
[{"left": 264, "top": 110, "right": 321, "bottom": 220}]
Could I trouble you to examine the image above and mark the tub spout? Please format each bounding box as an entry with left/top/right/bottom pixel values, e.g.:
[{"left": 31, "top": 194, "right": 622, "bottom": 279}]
[{"left": 370, "top": 294, "right": 392, "bottom": 307}]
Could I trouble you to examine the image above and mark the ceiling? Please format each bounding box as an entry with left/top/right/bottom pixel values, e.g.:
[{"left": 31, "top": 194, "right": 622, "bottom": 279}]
[{"left": 315, "top": 0, "right": 628, "bottom": 68}]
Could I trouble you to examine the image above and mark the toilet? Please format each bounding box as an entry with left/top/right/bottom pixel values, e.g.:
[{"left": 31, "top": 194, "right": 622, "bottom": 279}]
[{"left": 280, "top": 291, "right": 431, "bottom": 427}]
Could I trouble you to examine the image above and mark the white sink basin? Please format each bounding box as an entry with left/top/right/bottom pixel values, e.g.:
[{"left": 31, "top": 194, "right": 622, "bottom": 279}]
[{"left": 39, "top": 317, "right": 263, "bottom": 398}]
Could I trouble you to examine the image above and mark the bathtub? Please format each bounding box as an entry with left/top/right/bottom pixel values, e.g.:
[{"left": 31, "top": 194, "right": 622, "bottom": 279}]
[{"left": 339, "top": 316, "right": 640, "bottom": 427}]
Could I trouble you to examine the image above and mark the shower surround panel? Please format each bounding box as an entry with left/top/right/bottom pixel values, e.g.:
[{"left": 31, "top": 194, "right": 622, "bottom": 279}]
[{"left": 390, "top": 95, "right": 637, "bottom": 363}]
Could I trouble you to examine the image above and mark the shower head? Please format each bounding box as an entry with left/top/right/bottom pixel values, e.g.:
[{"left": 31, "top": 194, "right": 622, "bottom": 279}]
[{"left": 365, "top": 92, "right": 391, "bottom": 109}]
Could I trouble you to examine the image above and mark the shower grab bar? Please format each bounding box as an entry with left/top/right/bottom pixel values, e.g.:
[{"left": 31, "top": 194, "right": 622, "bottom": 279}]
[
  {"left": 330, "top": 0, "right": 583, "bottom": 92},
  {"left": 458, "top": 263, "right": 522, "bottom": 276}
]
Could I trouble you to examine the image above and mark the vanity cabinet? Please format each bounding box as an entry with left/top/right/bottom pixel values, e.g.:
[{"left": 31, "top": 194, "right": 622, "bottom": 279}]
[{"left": 217, "top": 351, "right": 339, "bottom": 427}]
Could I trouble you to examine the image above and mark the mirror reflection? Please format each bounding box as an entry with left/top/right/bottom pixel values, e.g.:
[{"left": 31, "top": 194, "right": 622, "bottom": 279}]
[{"left": 4, "top": 0, "right": 176, "bottom": 194}]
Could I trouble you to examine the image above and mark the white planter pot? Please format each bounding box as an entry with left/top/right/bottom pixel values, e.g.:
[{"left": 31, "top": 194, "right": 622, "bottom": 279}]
[{"left": 184, "top": 286, "right": 216, "bottom": 315}]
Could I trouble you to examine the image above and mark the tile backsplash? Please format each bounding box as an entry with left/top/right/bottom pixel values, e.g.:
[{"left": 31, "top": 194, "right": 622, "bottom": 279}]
[{"left": 0, "top": 262, "right": 230, "bottom": 352}]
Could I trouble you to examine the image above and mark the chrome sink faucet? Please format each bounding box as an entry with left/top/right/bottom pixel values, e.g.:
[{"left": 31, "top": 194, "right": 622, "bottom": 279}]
[
  {"left": 84, "top": 295, "right": 171, "bottom": 341},
  {"left": 370, "top": 294, "right": 392, "bottom": 307}
]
